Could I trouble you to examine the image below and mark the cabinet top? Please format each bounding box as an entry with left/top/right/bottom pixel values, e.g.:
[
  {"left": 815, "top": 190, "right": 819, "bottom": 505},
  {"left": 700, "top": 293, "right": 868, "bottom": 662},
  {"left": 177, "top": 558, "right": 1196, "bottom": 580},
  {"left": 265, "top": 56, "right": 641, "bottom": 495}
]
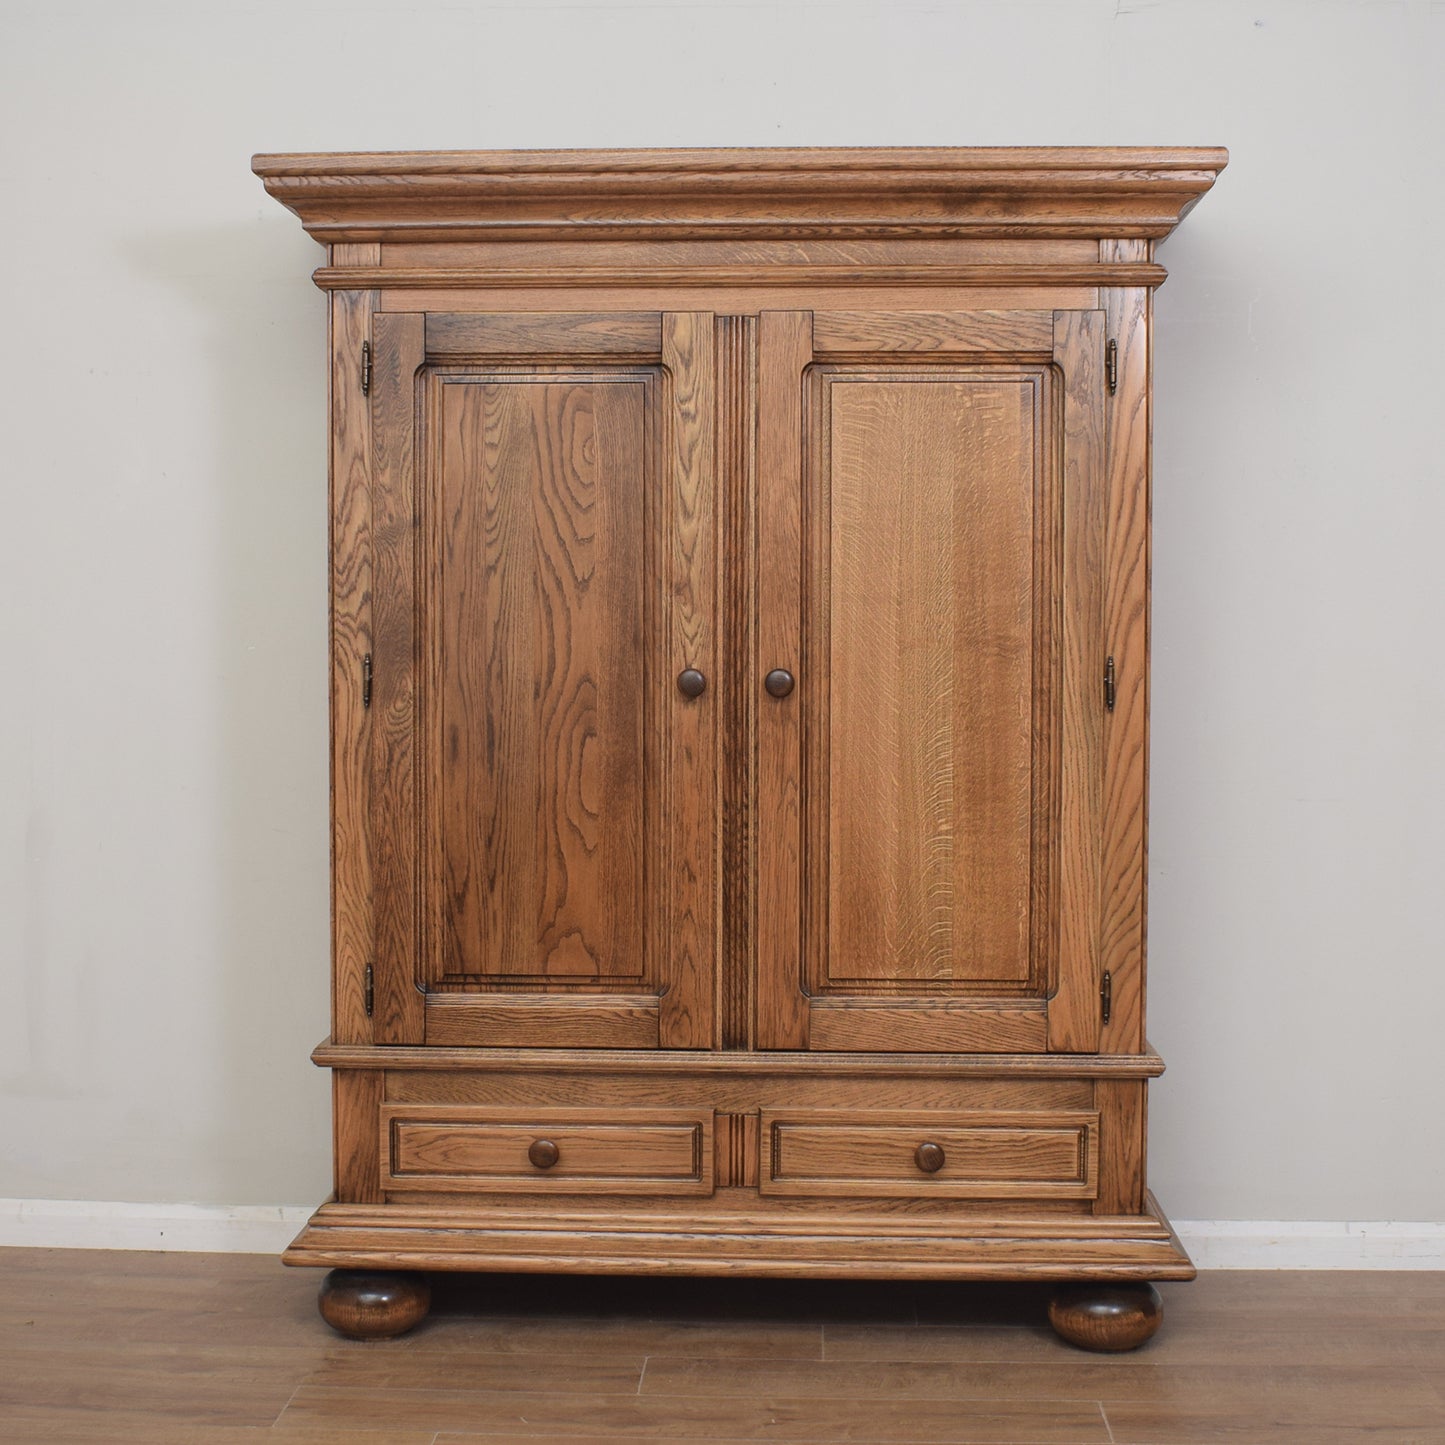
[{"left": 252, "top": 145, "right": 1227, "bottom": 246}]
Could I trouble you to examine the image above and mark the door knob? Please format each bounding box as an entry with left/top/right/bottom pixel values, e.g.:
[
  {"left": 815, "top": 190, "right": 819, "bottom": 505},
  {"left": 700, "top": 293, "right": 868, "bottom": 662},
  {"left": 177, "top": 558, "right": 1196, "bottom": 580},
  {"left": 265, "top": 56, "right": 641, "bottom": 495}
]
[
  {"left": 528, "top": 1139, "right": 560, "bottom": 1170},
  {"left": 764, "top": 668, "right": 795, "bottom": 698},
  {"left": 677, "top": 668, "right": 707, "bottom": 698},
  {"left": 914, "top": 1141, "right": 946, "bottom": 1174}
]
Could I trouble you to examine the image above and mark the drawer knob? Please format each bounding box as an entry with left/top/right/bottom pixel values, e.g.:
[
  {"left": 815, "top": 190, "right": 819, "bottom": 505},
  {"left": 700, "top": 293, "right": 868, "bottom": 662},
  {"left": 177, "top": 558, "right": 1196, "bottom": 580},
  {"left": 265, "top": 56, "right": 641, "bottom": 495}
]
[
  {"left": 764, "top": 668, "right": 795, "bottom": 698},
  {"left": 527, "top": 1138, "right": 560, "bottom": 1170},
  {"left": 677, "top": 668, "right": 707, "bottom": 698},
  {"left": 914, "top": 1141, "right": 946, "bottom": 1174}
]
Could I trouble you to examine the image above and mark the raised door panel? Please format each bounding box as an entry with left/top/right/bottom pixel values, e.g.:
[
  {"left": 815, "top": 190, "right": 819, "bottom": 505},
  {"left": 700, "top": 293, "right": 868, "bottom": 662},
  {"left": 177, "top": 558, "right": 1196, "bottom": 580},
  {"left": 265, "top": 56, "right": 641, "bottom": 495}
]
[
  {"left": 435, "top": 374, "right": 652, "bottom": 987},
  {"left": 756, "top": 309, "right": 1107, "bottom": 1052},
  {"left": 367, "top": 311, "right": 719, "bottom": 1048}
]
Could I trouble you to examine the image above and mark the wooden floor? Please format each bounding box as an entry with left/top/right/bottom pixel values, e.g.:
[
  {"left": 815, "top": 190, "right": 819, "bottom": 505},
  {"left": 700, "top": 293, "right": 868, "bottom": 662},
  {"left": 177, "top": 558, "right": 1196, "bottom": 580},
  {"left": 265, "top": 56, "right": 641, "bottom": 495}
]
[{"left": 1, "top": 1249, "right": 1442, "bottom": 1443}]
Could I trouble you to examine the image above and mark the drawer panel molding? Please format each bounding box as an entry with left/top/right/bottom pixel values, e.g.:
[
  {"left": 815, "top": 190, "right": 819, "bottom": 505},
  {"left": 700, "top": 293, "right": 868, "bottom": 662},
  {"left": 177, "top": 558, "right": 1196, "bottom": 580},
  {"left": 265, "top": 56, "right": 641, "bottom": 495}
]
[{"left": 760, "top": 1109, "right": 1098, "bottom": 1200}]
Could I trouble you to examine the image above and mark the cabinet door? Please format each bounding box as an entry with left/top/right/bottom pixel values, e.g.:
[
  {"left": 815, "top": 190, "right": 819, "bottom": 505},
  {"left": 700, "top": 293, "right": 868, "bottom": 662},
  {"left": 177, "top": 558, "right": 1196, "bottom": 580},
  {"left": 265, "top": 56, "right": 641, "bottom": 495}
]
[
  {"left": 756, "top": 309, "right": 1107, "bottom": 1053},
  {"left": 366, "top": 311, "right": 720, "bottom": 1048}
]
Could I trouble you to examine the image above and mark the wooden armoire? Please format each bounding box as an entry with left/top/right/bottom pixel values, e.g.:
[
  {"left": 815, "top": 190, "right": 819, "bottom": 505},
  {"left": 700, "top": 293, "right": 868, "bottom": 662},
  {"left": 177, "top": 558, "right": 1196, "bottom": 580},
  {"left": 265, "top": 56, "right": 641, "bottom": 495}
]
[{"left": 254, "top": 147, "right": 1226, "bottom": 1349}]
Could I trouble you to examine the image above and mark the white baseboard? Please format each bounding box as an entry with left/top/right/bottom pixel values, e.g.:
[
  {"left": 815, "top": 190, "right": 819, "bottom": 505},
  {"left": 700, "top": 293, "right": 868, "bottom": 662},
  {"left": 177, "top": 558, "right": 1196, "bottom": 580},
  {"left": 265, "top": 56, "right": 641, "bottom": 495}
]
[
  {"left": 1176, "top": 1219, "right": 1445, "bottom": 1270},
  {"left": 1, "top": 1200, "right": 1442, "bottom": 1268},
  {"left": 0, "top": 1199, "right": 310, "bottom": 1254}
]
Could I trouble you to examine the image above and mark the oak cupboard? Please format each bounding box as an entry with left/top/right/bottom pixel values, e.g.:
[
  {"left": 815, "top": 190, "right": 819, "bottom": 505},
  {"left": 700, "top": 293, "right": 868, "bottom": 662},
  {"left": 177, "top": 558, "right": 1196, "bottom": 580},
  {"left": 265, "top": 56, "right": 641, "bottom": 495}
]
[{"left": 253, "top": 147, "right": 1227, "bottom": 1350}]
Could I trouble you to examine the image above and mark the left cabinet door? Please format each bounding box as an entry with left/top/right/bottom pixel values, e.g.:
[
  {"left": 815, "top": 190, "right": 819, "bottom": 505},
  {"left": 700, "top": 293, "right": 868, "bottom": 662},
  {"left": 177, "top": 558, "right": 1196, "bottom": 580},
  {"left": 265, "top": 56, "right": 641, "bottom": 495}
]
[{"left": 364, "top": 310, "right": 720, "bottom": 1049}]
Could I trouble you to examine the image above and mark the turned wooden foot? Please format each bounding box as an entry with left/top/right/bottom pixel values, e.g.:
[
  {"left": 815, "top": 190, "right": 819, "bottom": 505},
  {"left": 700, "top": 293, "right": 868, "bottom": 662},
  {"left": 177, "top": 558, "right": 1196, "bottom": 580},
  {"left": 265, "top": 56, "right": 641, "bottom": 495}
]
[
  {"left": 317, "top": 1269, "right": 431, "bottom": 1339},
  {"left": 1048, "top": 1282, "right": 1162, "bottom": 1352}
]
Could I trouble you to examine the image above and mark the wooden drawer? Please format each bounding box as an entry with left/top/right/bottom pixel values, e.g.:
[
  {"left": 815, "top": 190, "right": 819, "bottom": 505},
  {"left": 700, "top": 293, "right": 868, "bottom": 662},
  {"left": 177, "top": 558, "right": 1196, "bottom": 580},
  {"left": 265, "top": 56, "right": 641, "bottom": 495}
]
[
  {"left": 759, "top": 1109, "right": 1098, "bottom": 1200},
  {"left": 381, "top": 1106, "right": 714, "bottom": 1196}
]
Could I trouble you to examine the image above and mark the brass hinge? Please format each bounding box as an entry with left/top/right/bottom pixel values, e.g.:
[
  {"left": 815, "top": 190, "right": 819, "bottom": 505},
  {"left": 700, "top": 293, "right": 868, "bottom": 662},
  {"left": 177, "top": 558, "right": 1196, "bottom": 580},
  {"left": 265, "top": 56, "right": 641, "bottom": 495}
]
[
  {"left": 363, "top": 964, "right": 375, "bottom": 1019},
  {"left": 1100, "top": 970, "right": 1113, "bottom": 1025},
  {"left": 362, "top": 653, "right": 373, "bottom": 709},
  {"left": 361, "top": 341, "right": 373, "bottom": 395},
  {"left": 1104, "top": 655, "right": 1116, "bottom": 711},
  {"left": 1106, "top": 337, "right": 1118, "bottom": 395}
]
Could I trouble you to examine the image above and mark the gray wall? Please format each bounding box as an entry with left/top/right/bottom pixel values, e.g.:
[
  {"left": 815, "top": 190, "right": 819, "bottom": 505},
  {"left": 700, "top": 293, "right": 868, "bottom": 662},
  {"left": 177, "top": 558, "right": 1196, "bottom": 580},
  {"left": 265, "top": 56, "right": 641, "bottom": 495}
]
[{"left": 1, "top": 0, "right": 1440, "bottom": 1219}]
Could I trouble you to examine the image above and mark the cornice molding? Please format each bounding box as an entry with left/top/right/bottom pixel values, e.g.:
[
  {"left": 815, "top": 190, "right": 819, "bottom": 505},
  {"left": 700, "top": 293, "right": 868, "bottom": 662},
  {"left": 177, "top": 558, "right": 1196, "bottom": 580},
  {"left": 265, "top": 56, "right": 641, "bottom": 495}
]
[{"left": 253, "top": 146, "right": 1228, "bottom": 247}]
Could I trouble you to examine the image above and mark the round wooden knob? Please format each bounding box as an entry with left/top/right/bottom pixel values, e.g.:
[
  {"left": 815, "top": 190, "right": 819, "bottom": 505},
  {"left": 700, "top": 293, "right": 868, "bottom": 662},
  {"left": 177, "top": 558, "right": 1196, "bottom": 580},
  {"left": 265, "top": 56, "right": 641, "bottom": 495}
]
[
  {"left": 677, "top": 668, "right": 707, "bottom": 698},
  {"left": 915, "top": 1141, "right": 946, "bottom": 1174},
  {"left": 527, "top": 1138, "right": 560, "bottom": 1170},
  {"left": 764, "top": 668, "right": 795, "bottom": 698}
]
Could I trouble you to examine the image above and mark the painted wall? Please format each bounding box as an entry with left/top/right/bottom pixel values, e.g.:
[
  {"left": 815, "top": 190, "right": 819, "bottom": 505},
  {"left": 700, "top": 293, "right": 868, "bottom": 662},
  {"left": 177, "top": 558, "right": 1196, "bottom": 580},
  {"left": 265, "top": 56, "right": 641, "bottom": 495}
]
[{"left": 1, "top": 0, "right": 1440, "bottom": 1220}]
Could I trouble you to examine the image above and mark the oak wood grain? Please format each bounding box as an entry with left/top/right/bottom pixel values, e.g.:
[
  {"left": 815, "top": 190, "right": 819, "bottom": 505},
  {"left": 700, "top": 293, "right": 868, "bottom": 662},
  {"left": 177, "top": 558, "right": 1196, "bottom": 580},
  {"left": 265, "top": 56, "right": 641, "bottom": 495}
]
[
  {"left": 1099, "top": 240, "right": 1153, "bottom": 1054},
  {"left": 254, "top": 145, "right": 1228, "bottom": 246},
  {"left": 327, "top": 279, "right": 377, "bottom": 1047},
  {"left": 760, "top": 1109, "right": 1097, "bottom": 1200},
  {"left": 754, "top": 310, "right": 813, "bottom": 1049},
  {"left": 659, "top": 311, "right": 720, "bottom": 1049},
  {"left": 368, "top": 311, "right": 427, "bottom": 1044},
  {"left": 424, "top": 309, "right": 661, "bottom": 356},
  {"left": 380, "top": 1105, "right": 710, "bottom": 1194},
  {"left": 435, "top": 373, "right": 651, "bottom": 986},
  {"left": 1048, "top": 309, "right": 1108, "bottom": 1052},
  {"left": 813, "top": 309, "right": 1054, "bottom": 354},
  {"left": 332, "top": 1068, "right": 383, "bottom": 1204},
  {"left": 821, "top": 371, "right": 1041, "bottom": 988}
]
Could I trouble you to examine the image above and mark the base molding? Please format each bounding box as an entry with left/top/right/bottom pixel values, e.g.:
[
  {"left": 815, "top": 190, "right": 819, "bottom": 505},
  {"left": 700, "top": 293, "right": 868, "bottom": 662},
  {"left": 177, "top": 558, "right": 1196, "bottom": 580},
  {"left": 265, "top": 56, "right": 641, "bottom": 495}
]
[
  {"left": 281, "top": 1191, "right": 1196, "bottom": 1281},
  {"left": 3, "top": 1199, "right": 1442, "bottom": 1268}
]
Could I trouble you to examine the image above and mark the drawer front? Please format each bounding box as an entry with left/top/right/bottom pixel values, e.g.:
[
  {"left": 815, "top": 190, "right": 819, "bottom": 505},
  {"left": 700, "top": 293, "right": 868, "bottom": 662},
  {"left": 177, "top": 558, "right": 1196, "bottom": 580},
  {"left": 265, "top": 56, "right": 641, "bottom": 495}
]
[
  {"left": 760, "top": 1109, "right": 1098, "bottom": 1200},
  {"left": 381, "top": 1106, "right": 713, "bottom": 1195}
]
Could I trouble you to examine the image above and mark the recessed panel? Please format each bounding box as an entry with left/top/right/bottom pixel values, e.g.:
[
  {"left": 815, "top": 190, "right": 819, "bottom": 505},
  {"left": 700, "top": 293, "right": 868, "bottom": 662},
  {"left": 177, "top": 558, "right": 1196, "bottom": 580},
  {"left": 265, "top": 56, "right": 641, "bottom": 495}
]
[
  {"left": 822, "top": 372, "right": 1046, "bottom": 987},
  {"left": 438, "top": 375, "right": 654, "bottom": 982}
]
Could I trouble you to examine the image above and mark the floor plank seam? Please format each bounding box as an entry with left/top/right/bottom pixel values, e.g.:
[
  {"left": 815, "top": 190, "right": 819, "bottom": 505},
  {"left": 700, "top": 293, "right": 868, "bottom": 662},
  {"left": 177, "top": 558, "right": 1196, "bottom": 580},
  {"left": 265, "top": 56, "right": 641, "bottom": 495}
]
[{"left": 1097, "top": 1398, "right": 1115, "bottom": 1443}]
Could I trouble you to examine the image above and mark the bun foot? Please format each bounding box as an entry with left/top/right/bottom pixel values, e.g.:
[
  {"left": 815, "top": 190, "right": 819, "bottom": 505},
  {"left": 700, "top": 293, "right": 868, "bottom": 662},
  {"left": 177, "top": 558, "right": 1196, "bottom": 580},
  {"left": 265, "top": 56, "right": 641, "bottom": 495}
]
[
  {"left": 318, "top": 1269, "right": 431, "bottom": 1339},
  {"left": 1048, "top": 1282, "right": 1162, "bottom": 1352}
]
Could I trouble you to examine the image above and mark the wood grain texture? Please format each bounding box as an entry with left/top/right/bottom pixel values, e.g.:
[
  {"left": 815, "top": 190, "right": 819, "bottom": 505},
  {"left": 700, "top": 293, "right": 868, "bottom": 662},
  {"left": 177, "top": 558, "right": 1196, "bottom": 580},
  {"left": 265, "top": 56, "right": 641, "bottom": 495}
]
[
  {"left": 435, "top": 374, "right": 651, "bottom": 985},
  {"left": 1099, "top": 240, "right": 1152, "bottom": 1054},
  {"left": 320, "top": 261, "right": 1165, "bottom": 291},
  {"left": 718, "top": 314, "right": 758, "bottom": 1049},
  {"left": 368, "top": 311, "right": 427, "bottom": 1044},
  {"left": 382, "top": 284, "right": 1104, "bottom": 318},
  {"left": 806, "top": 1000, "right": 1047, "bottom": 1053},
  {"left": 813, "top": 310, "right": 1054, "bottom": 354},
  {"left": 332, "top": 1068, "right": 383, "bottom": 1204},
  {"left": 1048, "top": 310, "right": 1108, "bottom": 1053},
  {"left": 761, "top": 1109, "right": 1097, "bottom": 1200},
  {"left": 283, "top": 1191, "right": 1194, "bottom": 1278},
  {"left": 319, "top": 1040, "right": 1167, "bottom": 1077},
  {"left": 1093, "top": 1079, "right": 1146, "bottom": 1215},
  {"left": 423, "top": 993, "right": 659, "bottom": 1048},
  {"left": 327, "top": 279, "right": 376, "bottom": 1046},
  {"left": 754, "top": 310, "right": 814, "bottom": 1049},
  {"left": 660, "top": 312, "right": 720, "bottom": 1049},
  {"left": 9, "top": 1252, "right": 1445, "bottom": 1444},
  {"left": 821, "top": 371, "right": 1041, "bottom": 988},
  {"left": 254, "top": 146, "right": 1228, "bottom": 245},
  {"left": 423, "top": 309, "right": 661, "bottom": 356},
  {"left": 259, "top": 150, "right": 1228, "bottom": 1301},
  {"left": 380, "top": 1105, "right": 711, "bottom": 1194}
]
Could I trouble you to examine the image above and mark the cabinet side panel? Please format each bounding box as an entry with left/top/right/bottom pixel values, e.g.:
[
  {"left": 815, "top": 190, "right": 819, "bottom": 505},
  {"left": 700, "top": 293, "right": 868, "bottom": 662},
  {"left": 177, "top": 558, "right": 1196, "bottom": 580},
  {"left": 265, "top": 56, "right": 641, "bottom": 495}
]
[
  {"left": 438, "top": 377, "right": 652, "bottom": 984},
  {"left": 330, "top": 282, "right": 377, "bottom": 1045},
  {"left": 1100, "top": 242, "right": 1152, "bottom": 1054}
]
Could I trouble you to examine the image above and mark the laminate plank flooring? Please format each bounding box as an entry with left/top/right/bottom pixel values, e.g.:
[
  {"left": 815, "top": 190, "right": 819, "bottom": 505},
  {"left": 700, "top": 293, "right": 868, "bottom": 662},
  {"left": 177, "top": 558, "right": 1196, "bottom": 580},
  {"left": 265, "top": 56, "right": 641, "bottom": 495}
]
[{"left": 1, "top": 1249, "right": 1442, "bottom": 1443}]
